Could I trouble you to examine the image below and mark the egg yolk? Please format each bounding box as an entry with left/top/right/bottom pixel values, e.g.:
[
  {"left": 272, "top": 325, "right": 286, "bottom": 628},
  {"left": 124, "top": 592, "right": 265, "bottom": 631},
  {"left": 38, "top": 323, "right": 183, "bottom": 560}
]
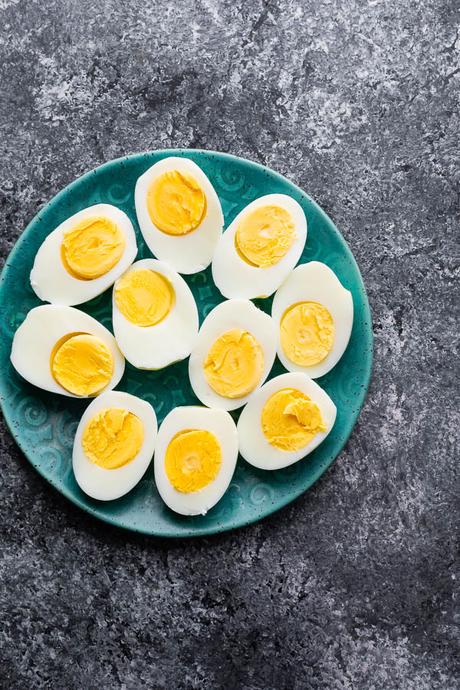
[
  {"left": 147, "top": 170, "right": 207, "bottom": 236},
  {"left": 262, "top": 388, "right": 327, "bottom": 451},
  {"left": 235, "top": 205, "right": 296, "bottom": 268},
  {"left": 165, "top": 429, "right": 222, "bottom": 492},
  {"left": 204, "top": 328, "right": 264, "bottom": 399},
  {"left": 115, "top": 269, "right": 175, "bottom": 327},
  {"left": 82, "top": 407, "right": 144, "bottom": 469},
  {"left": 61, "top": 216, "right": 125, "bottom": 280},
  {"left": 280, "top": 302, "right": 335, "bottom": 367},
  {"left": 51, "top": 333, "right": 114, "bottom": 396}
]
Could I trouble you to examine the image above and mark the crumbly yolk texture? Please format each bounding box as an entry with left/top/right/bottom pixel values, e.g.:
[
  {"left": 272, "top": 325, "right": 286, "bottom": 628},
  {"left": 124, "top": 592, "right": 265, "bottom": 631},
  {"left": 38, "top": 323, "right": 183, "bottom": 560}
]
[
  {"left": 235, "top": 205, "right": 296, "bottom": 268},
  {"left": 82, "top": 407, "right": 144, "bottom": 469},
  {"left": 204, "top": 328, "right": 264, "bottom": 399},
  {"left": 280, "top": 301, "right": 335, "bottom": 367},
  {"left": 165, "top": 429, "right": 222, "bottom": 493},
  {"left": 61, "top": 216, "right": 125, "bottom": 280},
  {"left": 115, "top": 269, "right": 175, "bottom": 327},
  {"left": 262, "top": 388, "right": 327, "bottom": 451},
  {"left": 51, "top": 333, "right": 114, "bottom": 396},
  {"left": 147, "top": 170, "right": 207, "bottom": 236}
]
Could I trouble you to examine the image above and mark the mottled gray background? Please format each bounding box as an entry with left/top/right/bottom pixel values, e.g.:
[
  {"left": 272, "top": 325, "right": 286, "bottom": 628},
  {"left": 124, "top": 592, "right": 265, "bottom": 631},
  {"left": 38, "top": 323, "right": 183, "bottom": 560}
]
[{"left": 0, "top": 0, "right": 459, "bottom": 688}]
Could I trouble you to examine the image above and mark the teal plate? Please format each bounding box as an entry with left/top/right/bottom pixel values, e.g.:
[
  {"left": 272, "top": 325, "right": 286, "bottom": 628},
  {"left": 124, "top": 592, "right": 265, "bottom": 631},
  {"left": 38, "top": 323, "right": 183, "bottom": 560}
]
[{"left": 0, "top": 150, "right": 372, "bottom": 537}]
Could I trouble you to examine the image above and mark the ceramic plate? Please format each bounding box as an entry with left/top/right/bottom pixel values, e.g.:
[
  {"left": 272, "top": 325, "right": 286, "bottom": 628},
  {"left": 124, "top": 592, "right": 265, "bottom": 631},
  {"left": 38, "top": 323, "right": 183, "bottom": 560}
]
[{"left": 0, "top": 150, "right": 372, "bottom": 537}]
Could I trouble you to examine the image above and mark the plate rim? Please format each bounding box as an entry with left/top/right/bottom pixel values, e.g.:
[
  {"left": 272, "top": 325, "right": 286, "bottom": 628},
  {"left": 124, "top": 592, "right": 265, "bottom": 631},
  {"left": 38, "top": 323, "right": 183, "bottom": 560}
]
[{"left": 0, "top": 148, "right": 373, "bottom": 538}]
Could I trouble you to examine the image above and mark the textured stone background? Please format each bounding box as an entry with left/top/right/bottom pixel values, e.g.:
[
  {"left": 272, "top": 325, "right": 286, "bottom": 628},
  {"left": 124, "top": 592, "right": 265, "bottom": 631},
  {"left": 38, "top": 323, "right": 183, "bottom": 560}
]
[{"left": 0, "top": 0, "right": 459, "bottom": 688}]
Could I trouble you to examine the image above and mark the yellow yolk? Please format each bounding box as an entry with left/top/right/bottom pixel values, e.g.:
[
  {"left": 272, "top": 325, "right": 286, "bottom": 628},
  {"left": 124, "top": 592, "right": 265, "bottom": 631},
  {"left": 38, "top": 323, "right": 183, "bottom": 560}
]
[
  {"left": 51, "top": 333, "right": 114, "bottom": 396},
  {"left": 262, "top": 388, "right": 327, "bottom": 451},
  {"left": 165, "top": 429, "right": 222, "bottom": 492},
  {"left": 61, "top": 216, "right": 125, "bottom": 280},
  {"left": 235, "top": 205, "right": 296, "bottom": 268},
  {"left": 147, "top": 170, "right": 207, "bottom": 235},
  {"left": 115, "top": 269, "right": 175, "bottom": 327},
  {"left": 204, "top": 328, "right": 264, "bottom": 399},
  {"left": 280, "top": 301, "right": 335, "bottom": 367},
  {"left": 82, "top": 407, "right": 144, "bottom": 469}
]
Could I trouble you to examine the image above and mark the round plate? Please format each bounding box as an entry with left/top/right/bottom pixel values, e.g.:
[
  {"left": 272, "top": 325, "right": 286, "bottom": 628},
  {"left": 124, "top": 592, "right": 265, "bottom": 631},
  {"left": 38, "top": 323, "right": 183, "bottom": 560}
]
[{"left": 0, "top": 150, "right": 372, "bottom": 537}]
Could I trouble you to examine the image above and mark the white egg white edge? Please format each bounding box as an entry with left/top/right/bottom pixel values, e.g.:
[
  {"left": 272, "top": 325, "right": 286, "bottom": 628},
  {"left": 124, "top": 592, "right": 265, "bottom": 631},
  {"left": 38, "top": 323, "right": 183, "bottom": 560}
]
[
  {"left": 134, "top": 157, "right": 224, "bottom": 275},
  {"left": 211, "top": 193, "right": 307, "bottom": 299},
  {"left": 272, "top": 261, "right": 354, "bottom": 378},
  {"left": 112, "top": 258, "right": 199, "bottom": 370},
  {"left": 30, "top": 204, "right": 138, "bottom": 306},
  {"left": 188, "top": 299, "right": 277, "bottom": 411},
  {"left": 154, "top": 406, "right": 239, "bottom": 516},
  {"left": 73, "top": 391, "right": 157, "bottom": 501},
  {"left": 237, "top": 372, "right": 337, "bottom": 471},
  {"left": 10, "top": 305, "right": 125, "bottom": 397}
]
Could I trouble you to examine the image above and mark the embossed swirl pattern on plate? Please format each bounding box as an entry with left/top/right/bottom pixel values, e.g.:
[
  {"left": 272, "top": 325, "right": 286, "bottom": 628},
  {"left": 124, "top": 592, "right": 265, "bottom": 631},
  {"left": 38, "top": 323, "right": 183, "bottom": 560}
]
[{"left": 0, "top": 150, "right": 373, "bottom": 537}]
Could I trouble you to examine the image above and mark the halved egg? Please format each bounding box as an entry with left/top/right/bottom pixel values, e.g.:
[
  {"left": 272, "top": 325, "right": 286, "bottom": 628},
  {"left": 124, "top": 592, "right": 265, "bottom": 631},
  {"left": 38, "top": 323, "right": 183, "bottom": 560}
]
[
  {"left": 212, "top": 194, "right": 307, "bottom": 299},
  {"left": 238, "top": 372, "right": 336, "bottom": 470},
  {"left": 73, "top": 391, "right": 157, "bottom": 500},
  {"left": 112, "top": 258, "right": 199, "bottom": 369},
  {"left": 30, "top": 204, "right": 137, "bottom": 306},
  {"left": 189, "top": 299, "right": 276, "bottom": 411},
  {"left": 154, "top": 406, "right": 238, "bottom": 515},
  {"left": 10, "top": 305, "right": 125, "bottom": 397},
  {"left": 135, "top": 157, "right": 224, "bottom": 274},
  {"left": 272, "top": 261, "right": 353, "bottom": 378}
]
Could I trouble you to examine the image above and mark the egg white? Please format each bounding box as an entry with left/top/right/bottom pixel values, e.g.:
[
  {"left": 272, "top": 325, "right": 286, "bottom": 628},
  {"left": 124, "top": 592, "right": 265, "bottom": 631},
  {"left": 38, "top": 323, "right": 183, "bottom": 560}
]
[
  {"left": 212, "top": 194, "right": 307, "bottom": 299},
  {"left": 189, "top": 299, "right": 277, "bottom": 411},
  {"left": 30, "top": 204, "right": 137, "bottom": 306},
  {"left": 154, "top": 406, "right": 238, "bottom": 516},
  {"left": 112, "top": 259, "right": 199, "bottom": 370},
  {"left": 135, "top": 157, "right": 224, "bottom": 274},
  {"left": 272, "top": 261, "right": 354, "bottom": 378},
  {"left": 10, "top": 305, "right": 125, "bottom": 397},
  {"left": 237, "top": 372, "right": 337, "bottom": 470},
  {"left": 73, "top": 391, "right": 157, "bottom": 501}
]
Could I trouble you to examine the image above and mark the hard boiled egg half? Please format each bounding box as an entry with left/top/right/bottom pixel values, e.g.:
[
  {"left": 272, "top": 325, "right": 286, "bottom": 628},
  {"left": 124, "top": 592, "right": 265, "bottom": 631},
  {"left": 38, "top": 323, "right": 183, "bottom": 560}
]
[
  {"left": 73, "top": 391, "right": 157, "bottom": 500},
  {"left": 212, "top": 194, "right": 307, "bottom": 299},
  {"left": 30, "top": 204, "right": 137, "bottom": 306},
  {"left": 189, "top": 299, "right": 277, "bottom": 411},
  {"left": 135, "top": 157, "right": 224, "bottom": 274},
  {"left": 154, "top": 406, "right": 238, "bottom": 515},
  {"left": 238, "top": 372, "right": 336, "bottom": 470},
  {"left": 272, "top": 261, "right": 353, "bottom": 378},
  {"left": 112, "top": 259, "right": 199, "bottom": 369},
  {"left": 10, "top": 305, "right": 124, "bottom": 397}
]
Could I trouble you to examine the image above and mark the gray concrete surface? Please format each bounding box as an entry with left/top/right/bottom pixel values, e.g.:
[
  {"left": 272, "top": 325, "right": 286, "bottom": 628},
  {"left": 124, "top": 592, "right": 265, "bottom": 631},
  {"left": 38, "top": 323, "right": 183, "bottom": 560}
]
[{"left": 0, "top": 0, "right": 459, "bottom": 688}]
